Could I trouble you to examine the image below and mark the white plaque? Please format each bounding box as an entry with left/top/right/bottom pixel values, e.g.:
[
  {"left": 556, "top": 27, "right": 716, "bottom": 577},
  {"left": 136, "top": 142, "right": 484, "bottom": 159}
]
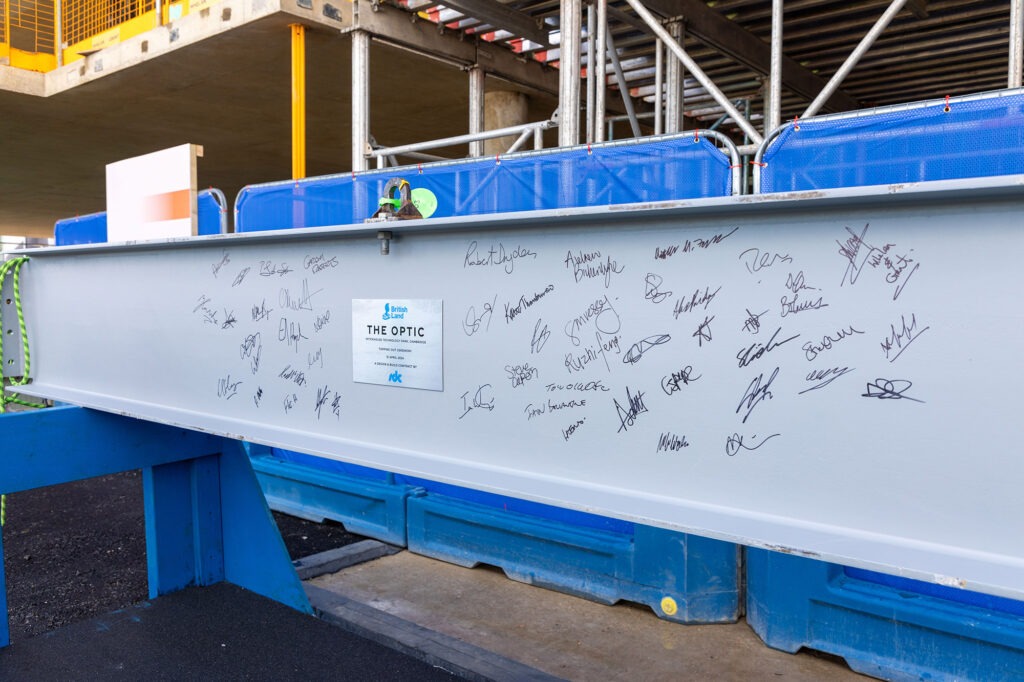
[{"left": 352, "top": 299, "right": 443, "bottom": 390}]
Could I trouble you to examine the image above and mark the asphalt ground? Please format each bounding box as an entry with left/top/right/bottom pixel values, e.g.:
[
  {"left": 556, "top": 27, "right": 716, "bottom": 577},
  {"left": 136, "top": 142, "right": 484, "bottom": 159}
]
[
  {"left": 2, "top": 469, "right": 361, "bottom": 642},
  {"left": 0, "top": 469, "right": 464, "bottom": 680}
]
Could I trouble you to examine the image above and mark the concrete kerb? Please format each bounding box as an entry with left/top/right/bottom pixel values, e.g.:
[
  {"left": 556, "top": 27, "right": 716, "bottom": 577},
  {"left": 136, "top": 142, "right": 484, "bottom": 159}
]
[
  {"left": 306, "top": 584, "right": 563, "bottom": 682},
  {"left": 292, "top": 539, "right": 402, "bottom": 581}
]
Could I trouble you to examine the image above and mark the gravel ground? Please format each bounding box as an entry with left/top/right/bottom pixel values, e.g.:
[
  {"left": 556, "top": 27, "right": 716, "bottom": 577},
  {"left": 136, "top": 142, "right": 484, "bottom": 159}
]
[{"left": 2, "top": 469, "right": 362, "bottom": 643}]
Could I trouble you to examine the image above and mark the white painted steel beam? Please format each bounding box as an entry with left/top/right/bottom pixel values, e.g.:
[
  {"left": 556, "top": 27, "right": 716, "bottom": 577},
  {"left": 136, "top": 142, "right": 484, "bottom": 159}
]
[{"left": 12, "top": 176, "right": 1024, "bottom": 601}]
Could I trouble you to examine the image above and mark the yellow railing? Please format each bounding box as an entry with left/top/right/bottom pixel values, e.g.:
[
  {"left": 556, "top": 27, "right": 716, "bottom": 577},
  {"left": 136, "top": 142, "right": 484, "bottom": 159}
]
[{"left": 0, "top": 0, "right": 198, "bottom": 73}]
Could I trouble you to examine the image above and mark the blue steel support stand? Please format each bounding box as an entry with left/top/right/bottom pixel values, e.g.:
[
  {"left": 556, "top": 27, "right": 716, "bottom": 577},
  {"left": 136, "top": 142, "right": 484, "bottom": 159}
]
[{"left": 0, "top": 406, "right": 311, "bottom": 648}]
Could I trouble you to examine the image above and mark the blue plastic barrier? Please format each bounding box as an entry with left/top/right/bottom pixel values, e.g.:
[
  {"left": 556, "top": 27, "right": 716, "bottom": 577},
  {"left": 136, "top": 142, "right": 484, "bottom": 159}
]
[
  {"left": 241, "top": 135, "right": 742, "bottom": 621},
  {"left": 235, "top": 134, "right": 733, "bottom": 232},
  {"left": 54, "top": 188, "right": 228, "bottom": 245},
  {"left": 749, "top": 88, "right": 1024, "bottom": 678},
  {"left": 759, "top": 89, "right": 1024, "bottom": 193},
  {"left": 747, "top": 550, "right": 1024, "bottom": 681}
]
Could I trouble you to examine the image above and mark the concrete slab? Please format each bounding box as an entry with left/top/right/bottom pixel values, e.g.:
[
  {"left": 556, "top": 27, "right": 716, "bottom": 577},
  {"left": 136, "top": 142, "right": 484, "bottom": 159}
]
[{"left": 310, "top": 550, "right": 870, "bottom": 681}]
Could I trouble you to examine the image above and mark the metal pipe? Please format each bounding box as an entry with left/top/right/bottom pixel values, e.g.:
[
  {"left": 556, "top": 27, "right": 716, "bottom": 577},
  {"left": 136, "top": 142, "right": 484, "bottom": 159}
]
[
  {"left": 586, "top": 3, "right": 596, "bottom": 143},
  {"left": 506, "top": 128, "right": 534, "bottom": 154},
  {"left": 1011, "top": 0, "right": 1024, "bottom": 87},
  {"left": 373, "top": 120, "right": 557, "bottom": 158},
  {"left": 155, "top": 0, "right": 163, "bottom": 26},
  {"left": 768, "top": 0, "right": 783, "bottom": 133},
  {"left": 623, "top": 0, "right": 763, "bottom": 144},
  {"left": 468, "top": 66, "right": 485, "bottom": 157},
  {"left": 606, "top": 30, "right": 641, "bottom": 138},
  {"left": 351, "top": 30, "right": 370, "bottom": 172},
  {"left": 534, "top": 127, "right": 544, "bottom": 150},
  {"left": 665, "top": 20, "right": 683, "bottom": 133},
  {"left": 558, "top": 0, "right": 582, "bottom": 147},
  {"left": 654, "top": 39, "right": 663, "bottom": 135},
  {"left": 290, "top": 24, "right": 307, "bottom": 180},
  {"left": 802, "top": 0, "right": 909, "bottom": 119},
  {"left": 742, "top": 97, "right": 751, "bottom": 194},
  {"left": 594, "top": 0, "right": 607, "bottom": 142}
]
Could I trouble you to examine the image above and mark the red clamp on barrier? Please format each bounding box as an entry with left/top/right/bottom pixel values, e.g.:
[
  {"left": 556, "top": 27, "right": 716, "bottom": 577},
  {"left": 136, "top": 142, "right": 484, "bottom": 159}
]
[
  {"left": 944, "top": 94, "right": 951, "bottom": 113},
  {"left": 495, "top": 154, "right": 501, "bottom": 165},
  {"left": 793, "top": 115, "right": 800, "bottom": 131},
  {"left": 693, "top": 129, "right": 700, "bottom": 143},
  {"left": 587, "top": 143, "right": 592, "bottom": 154},
  {"left": 417, "top": 163, "right": 423, "bottom": 174}
]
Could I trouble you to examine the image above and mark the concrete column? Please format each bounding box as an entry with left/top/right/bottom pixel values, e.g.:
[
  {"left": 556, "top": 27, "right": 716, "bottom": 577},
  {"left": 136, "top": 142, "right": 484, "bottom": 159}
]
[{"left": 483, "top": 90, "right": 529, "bottom": 156}]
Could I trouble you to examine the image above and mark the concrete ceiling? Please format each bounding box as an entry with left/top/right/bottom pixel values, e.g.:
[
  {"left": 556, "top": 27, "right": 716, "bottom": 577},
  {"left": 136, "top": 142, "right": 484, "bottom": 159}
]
[{"left": 0, "top": 13, "right": 557, "bottom": 237}]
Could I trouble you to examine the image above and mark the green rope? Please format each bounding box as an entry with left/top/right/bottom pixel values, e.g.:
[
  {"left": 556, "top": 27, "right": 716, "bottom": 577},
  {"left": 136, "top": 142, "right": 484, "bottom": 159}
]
[{"left": 0, "top": 256, "right": 44, "bottom": 527}]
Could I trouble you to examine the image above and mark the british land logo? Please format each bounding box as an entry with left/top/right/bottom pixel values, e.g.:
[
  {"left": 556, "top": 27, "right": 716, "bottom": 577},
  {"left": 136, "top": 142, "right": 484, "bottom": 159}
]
[{"left": 382, "top": 303, "right": 408, "bottom": 321}]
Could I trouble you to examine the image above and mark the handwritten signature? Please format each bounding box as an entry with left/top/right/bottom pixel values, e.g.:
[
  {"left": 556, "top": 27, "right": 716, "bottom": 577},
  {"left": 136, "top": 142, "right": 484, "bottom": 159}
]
[
  {"left": 880, "top": 313, "right": 929, "bottom": 363},
  {"left": 613, "top": 386, "right": 648, "bottom": 433},
  {"left": 644, "top": 273, "right": 673, "bottom": 304},
  {"left": 736, "top": 367, "right": 779, "bottom": 423},
  {"left": 725, "top": 432, "right": 780, "bottom": 457},
  {"left": 739, "top": 248, "right": 792, "bottom": 274},
  {"left": 799, "top": 366, "right": 855, "bottom": 394},
  {"left": 661, "top": 365, "right": 701, "bottom": 395},
  {"left": 463, "top": 294, "right": 498, "bottom": 337},
  {"left": 623, "top": 334, "right": 671, "bottom": 365},
  {"left": 736, "top": 327, "right": 799, "bottom": 368},
  {"left": 692, "top": 315, "right": 715, "bottom": 347},
  {"left": 459, "top": 384, "right": 495, "bottom": 419},
  {"left": 741, "top": 308, "right": 768, "bottom": 334},
  {"left": 862, "top": 379, "right": 924, "bottom": 403}
]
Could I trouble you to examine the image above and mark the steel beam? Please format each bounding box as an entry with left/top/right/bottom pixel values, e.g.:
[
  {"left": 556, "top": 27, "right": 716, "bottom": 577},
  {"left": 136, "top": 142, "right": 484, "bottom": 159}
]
[
  {"left": 606, "top": 30, "right": 641, "bottom": 138},
  {"left": 469, "top": 66, "right": 485, "bottom": 158},
  {"left": 802, "top": 0, "right": 910, "bottom": 119},
  {"left": 595, "top": 0, "right": 608, "bottom": 142},
  {"left": 351, "top": 30, "right": 370, "bottom": 172},
  {"left": 13, "top": 177, "right": 1024, "bottom": 602},
  {"left": 623, "top": 0, "right": 762, "bottom": 145},
  {"left": 1012, "top": 0, "right": 1024, "bottom": 88},
  {"left": 654, "top": 39, "right": 663, "bottom": 135},
  {"left": 558, "top": 0, "right": 582, "bottom": 147},
  {"left": 642, "top": 0, "right": 859, "bottom": 114},
  {"left": 351, "top": 4, "right": 560, "bottom": 98},
  {"left": 665, "top": 21, "right": 684, "bottom": 134},
  {"left": 290, "top": 24, "right": 306, "bottom": 180},
  {"left": 436, "top": 0, "right": 551, "bottom": 47},
  {"left": 767, "top": 0, "right": 783, "bottom": 134}
]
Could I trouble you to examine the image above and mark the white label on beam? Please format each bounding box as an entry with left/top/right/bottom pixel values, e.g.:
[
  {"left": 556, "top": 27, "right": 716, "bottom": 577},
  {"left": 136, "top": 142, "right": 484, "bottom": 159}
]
[{"left": 352, "top": 299, "right": 444, "bottom": 391}]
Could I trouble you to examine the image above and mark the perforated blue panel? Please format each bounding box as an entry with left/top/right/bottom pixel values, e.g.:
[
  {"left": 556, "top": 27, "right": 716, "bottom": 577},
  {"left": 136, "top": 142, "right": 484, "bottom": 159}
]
[
  {"left": 236, "top": 137, "right": 731, "bottom": 232},
  {"left": 761, "top": 91, "right": 1024, "bottom": 193}
]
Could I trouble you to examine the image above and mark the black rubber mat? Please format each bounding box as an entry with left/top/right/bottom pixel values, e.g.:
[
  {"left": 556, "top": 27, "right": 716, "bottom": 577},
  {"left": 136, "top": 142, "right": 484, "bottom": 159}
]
[{"left": 0, "top": 582, "right": 463, "bottom": 681}]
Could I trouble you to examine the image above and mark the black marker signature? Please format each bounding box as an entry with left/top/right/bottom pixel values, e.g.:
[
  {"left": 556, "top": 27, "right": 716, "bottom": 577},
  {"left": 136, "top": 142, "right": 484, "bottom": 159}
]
[
  {"left": 623, "top": 334, "right": 671, "bottom": 365},
  {"left": 531, "top": 318, "right": 551, "bottom": 355},
  {"left": 220, "top": 309, "right": 237, "bottom": 330},
  {"left": 661, "top": 365, "right": 701, "bottom": 395},
  {"left": 692, "top": 316, "right": 714, "bottom": 347},
  {"left": 862, "top": 379, "right": 924, "bottom": 403},
  {"left": 459, "top": 384, "right": 495, "bottom": 419},
  {"left": 463, "top": 294, "right": 498, "bottom": 336},
  {"left": 880, "top": 313, "right": 929, "bottom": 363},
  {"left": 736, "top": 327, "right": 799, "bottom": 368},
  {"left": 799, "top": 366, "right": 855, "bottom": 394},
  {"left": 613, "top": 386, "right": 648, "bottom": 433},
  {"left": 741, "top": 308, "right": 768, "bottom": 334},
  {"left": 644, "top": 273, "right": 673, "bottom": 304},
  {"left": 740, "top": 248, "right": 792, "bottom": 274},
  {"left": 736, "top": 367, "right": 779, "bottom": 423},
  {"left": 232, "top": 267, "right": 250, "bottom": 288},
  {"left": 725, "top": 432, "right": 781, "bottom": 456}
]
